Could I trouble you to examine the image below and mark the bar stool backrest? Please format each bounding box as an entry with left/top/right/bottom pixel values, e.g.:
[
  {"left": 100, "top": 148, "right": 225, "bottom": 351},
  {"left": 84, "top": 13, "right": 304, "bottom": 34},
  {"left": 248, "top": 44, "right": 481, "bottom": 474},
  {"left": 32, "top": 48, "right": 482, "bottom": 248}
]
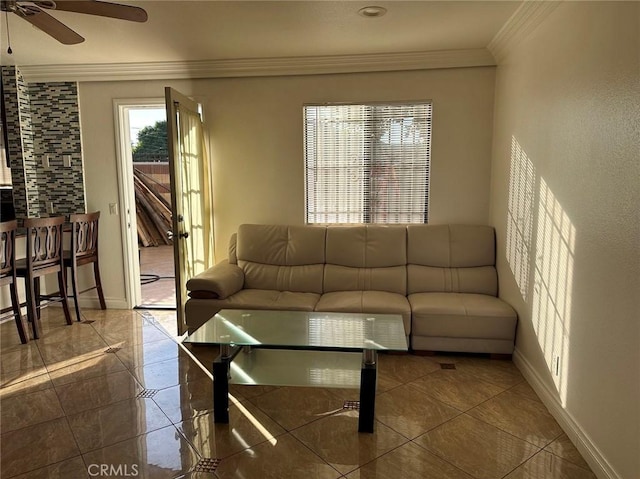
[
  {"left": 0, "top": 220, "right": 18, "bottom": 284},
  {"left": 69, "top": 212, "right": 100, "bottom": 260},
  {"left": 23, "top": 216, "right": 66, "bottom": 271}
]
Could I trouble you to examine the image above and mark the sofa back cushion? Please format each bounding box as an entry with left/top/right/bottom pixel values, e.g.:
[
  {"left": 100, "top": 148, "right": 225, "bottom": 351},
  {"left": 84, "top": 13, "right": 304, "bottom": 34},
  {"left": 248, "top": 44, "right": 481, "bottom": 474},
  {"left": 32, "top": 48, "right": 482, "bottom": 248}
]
[
  {"left": 236, "top": 224, "right": 326, "bottom": 293},
  {"left": 407, "top": 224, "right": 498, "bottom": 295},
  {"left": 324, "top": 225, "right": 407, "bottom": 295}
]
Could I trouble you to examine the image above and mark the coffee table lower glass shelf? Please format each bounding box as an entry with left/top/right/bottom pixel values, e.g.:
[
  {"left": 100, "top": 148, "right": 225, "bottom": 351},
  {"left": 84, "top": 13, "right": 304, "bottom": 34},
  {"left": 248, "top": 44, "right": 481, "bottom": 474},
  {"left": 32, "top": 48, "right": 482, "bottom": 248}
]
[{"left": 183, "top": 309, "right": 408, "bottom": 433}]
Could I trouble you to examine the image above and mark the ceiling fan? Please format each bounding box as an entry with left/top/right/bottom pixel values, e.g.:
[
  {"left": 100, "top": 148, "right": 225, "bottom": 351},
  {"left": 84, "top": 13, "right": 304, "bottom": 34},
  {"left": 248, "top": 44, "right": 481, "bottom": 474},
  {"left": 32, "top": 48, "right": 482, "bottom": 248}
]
[{"left": 0, "top": 0, "right": 147, "bottom": 45}]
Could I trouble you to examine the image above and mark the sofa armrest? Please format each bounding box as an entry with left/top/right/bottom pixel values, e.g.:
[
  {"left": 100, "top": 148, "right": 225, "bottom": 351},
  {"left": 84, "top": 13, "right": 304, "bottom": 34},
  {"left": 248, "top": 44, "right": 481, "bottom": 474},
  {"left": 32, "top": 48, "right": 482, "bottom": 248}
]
[{"left": 186, "top": 260, "right": 244, "bottom": 300}]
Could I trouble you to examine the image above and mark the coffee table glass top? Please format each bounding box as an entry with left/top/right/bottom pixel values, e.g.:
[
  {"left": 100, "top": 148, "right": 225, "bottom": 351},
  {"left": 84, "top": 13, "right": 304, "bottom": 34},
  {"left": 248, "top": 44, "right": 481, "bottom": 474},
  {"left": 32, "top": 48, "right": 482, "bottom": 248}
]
[{"left": 184, "top": 309, "right": 408, "bottom": 351}]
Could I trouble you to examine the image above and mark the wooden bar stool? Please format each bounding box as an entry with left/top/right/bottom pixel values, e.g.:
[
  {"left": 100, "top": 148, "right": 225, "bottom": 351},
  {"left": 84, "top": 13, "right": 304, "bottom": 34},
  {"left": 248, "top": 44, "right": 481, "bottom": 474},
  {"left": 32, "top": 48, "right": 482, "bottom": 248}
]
[
  {"left": 16, "top": 216, "right": 73, "bottom": 339},
  {"left": 0, "top": 220, "right": 29, "bottom": 343},
  {"left": 64, "top": 211, "right": 106, "bottom": 322}
]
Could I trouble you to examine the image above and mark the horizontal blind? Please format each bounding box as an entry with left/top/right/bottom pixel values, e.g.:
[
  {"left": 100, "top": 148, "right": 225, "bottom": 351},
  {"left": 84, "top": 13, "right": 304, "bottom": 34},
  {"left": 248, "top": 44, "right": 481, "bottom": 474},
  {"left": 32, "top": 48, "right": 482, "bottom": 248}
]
[{"left": 304, "top": 102, "right": 431, "bottom": 224}]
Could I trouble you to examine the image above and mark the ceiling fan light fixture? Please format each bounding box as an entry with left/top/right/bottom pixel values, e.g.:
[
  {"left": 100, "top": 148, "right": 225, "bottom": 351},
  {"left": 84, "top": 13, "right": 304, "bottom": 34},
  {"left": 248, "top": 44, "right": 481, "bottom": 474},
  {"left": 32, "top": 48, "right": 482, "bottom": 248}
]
[{"left": 358, "top": 6, "right": 387, "bottom": 18}]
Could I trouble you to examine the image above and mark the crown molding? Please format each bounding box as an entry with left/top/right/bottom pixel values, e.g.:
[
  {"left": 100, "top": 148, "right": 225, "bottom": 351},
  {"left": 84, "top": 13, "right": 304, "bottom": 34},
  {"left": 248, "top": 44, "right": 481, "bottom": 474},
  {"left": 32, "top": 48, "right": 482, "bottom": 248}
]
[
  {"left": 18, "top": 48, "right": 495, "bottom": 83},
  {"left": 488, "top": 1, "right": 561, "bottom": 63}
]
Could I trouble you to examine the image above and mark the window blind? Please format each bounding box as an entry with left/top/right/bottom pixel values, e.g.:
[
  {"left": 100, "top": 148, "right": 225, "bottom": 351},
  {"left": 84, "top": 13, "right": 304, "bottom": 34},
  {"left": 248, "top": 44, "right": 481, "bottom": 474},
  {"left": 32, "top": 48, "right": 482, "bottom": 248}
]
[{"left": 304, "top": 102, "right": 432, "bottom": 224}]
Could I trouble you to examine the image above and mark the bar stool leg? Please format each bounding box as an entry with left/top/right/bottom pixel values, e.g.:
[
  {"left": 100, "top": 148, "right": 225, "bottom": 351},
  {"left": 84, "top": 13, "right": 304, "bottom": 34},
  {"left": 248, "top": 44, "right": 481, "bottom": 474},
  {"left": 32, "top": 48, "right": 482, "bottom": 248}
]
[
  {"left": 69, "top": 261, "right": 82, "bottom": 322},
  {"left": 58, "top": 270, "right": 73, "bottom": 325},
  {"left": 93, "top": 262, "right": 107, "bottom": 310},
  {"left": 25, "top": 277, "right": 41, "bottom": 340},
  {"left": 34, "top": 277, "right": 41, "bottom": 320},
  {"left": 10, "top": 282, "right": 28, "bottom": 344}
]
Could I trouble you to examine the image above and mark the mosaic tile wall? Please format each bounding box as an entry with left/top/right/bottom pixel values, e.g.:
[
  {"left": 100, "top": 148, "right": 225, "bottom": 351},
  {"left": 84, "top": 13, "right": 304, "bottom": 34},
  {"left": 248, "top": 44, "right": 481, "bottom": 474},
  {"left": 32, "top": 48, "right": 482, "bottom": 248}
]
[
  {"left": 30, "top": 82, "right": 85, "bottom": 215},
  {"left": 1, "top": 66, "right": 29, "bottom": 216},
  {"left": 1, "top": 66, "right": 85, "bottom": 218}
]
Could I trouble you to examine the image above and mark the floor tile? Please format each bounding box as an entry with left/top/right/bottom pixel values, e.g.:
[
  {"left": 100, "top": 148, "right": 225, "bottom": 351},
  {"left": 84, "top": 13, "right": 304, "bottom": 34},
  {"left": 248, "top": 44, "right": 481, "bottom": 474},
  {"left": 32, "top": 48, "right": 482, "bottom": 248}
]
[
  {"left": 177, "top": 401, "right": 286, "bottom": 459},
  {"left": 33, "top": 322, "right": 103, "bottom": 346},
  {"left": 228, "top": 384, "right": 279, "bottom": 401},
  {"left": 47, "top": 350, "right": 127, "bottom": 387},
  {"left": 9, "top": 456, "right": 89, "bottom": 479},
  {"left": 250, "top": 386, "right": 348, "bottom": 430},
  {"left": 141, "top": 309, "right": 180, "bottom": 338},
  {"left": 407, "top": 368, "right": 505, "bottom": 411},
  {"left": 214, "top": 433, "right": 340, "bottom": 479},
  {"left": 116, "top": 337, "right": 183, "bottom": 370},
  {"left": 291, "top": 409, "right": 408, "bottom": 475},
  {"left": 1, "top": 387, "right": 65, "bottom": 433},
  {"left": 0, "top": 367, "right": 54, "bottom": 399},
  {"left": 509, "top": 380, "right": 542, "bottom": 402},
  {"left": 152, "top": 377, "right": 214, "bottom": 423},
  {"left": 36, "top": 334, "right": 110, "bottom": 367},
  {"left": 68, "top": 397, "right": 172, "bottom": 453},
  {"left": 467, "top": 389, "right": 564, "bottom": 448},
  {"left": 415, "top": 414, "right": 539, "bottom": 479},
  {"left": 0, "top": 321, "right": 33, "bottom": 351},
  {"left": 81, "top": 425, "right": 201, "bottom": 479},
  {"left": 132, "top": 355, "right": 210, "bottom": 390},
  {"left": 96, "top": 320, "right": 170, "bottom": 346},
  {"left": 454, "top": 356, "right": 525, "bottom": 389},
  {"left": 375, "top": 383, "right": 460, "bottom": 439},
  {"left": 82, "top": 308, "right": 142, "bottom": 325},
  {"left": 345, "top": 441, "right": 474, "bottom": 479},
  {"left": 377, "top": 352, "right": 441, "bottom": 384},
  {"left": 55, "top": 369, "right": 142, "bottom": 415},
  {"left": 504, "top": 450, "right": 597, "bottom": 479},
  {"left": 0, "top": 342, "right": 44, "bottom": 375},
  {"left": 23, "top": 309, "right": 74, "bottom": 334},
  {"left": 0, "top": 417, "right": 80, "bottom": 478},
  {"left": 544, "top": 433, "right": 591, "bottom": 470}
]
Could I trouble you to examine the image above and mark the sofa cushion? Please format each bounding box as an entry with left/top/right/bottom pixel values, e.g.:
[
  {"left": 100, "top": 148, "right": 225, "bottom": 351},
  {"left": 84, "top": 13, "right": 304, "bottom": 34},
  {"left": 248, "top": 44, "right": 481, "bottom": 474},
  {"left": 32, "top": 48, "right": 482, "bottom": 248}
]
[
  {"left": 407, "top": 265, "right": 497, "bottom": 296},
  {"left": 407, "top": 224, "right": 498, "bottom": 295},
  {"left": 409, "top": 292, "right": 516, "bottom": 340},
  {"left": 407, "top": 224, "right": 495, "bottom": 267},
  {"left": 237, "top": 224, "right": 326, "bottom": 265},
  {"left": 324, "top": 225, "right": 407, "bottom": 295},
  {"left": 236, "top": 224, "right": 326, "bottom": 293},
  {"left": 210, "top": 289, "right": 321, "bottom": 312},
  {"left": 315, "top": 291, "right": 411, "bottom": 334}
]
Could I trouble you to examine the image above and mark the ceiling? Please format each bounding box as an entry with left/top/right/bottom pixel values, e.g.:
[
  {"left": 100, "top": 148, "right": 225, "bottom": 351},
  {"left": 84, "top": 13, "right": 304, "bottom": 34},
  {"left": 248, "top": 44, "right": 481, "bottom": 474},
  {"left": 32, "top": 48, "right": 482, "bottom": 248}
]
[{"left": 0, "top": 1, "right": 522, "bottom": 75}]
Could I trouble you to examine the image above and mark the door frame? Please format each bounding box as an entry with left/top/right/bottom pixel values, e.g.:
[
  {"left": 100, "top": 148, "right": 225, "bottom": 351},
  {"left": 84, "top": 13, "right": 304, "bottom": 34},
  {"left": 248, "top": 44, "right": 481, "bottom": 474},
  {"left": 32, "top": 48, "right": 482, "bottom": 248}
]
[{"left": 113, "top": 98, "right": 166, "bottom": 309}]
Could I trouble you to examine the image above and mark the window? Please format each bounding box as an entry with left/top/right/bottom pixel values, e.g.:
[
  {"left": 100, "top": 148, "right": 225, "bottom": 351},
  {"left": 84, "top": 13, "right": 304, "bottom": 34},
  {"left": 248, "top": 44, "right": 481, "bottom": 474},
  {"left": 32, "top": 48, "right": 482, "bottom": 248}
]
[{"left": 304, "top": 102, "right": 432, "bottom": 224}]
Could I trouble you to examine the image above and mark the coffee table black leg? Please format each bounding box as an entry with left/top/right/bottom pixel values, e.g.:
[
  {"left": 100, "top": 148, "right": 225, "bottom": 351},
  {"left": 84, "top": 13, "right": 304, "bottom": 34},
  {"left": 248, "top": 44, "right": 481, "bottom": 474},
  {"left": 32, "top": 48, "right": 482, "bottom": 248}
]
[
  {"left": 358, "top": 349, "right": 377, "bottom": 433},
  {"left": 213, "top": 348, "right": 231, "bottom": 423}
]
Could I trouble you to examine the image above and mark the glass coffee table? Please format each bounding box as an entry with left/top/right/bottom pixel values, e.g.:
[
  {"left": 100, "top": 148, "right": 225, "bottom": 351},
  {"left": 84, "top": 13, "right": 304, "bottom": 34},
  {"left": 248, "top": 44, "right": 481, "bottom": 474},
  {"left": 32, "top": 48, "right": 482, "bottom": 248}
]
[{"left": 184, "top": 309, "right": 408, "bottom": 433}]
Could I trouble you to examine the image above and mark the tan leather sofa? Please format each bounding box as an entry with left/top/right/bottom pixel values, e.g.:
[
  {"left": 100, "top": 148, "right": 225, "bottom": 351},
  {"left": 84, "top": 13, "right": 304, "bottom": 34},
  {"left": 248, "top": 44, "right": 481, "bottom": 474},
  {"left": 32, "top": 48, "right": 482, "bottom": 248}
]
[{"left": 186, "top": 224, "right": 517, "bottom": 354}]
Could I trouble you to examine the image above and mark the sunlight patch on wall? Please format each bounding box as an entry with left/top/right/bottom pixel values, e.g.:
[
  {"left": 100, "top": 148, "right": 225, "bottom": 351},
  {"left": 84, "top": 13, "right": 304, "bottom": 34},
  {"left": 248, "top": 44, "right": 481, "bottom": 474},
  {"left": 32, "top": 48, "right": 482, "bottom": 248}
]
[
  {"left": 506, "top": 137, "right": 536, "bottom": 300},
  {"left": 532, "top": 177, "right": 575, "bottom": 406},
  {"left": 505, "top": 137, "right": 576, "bottom": 405}
]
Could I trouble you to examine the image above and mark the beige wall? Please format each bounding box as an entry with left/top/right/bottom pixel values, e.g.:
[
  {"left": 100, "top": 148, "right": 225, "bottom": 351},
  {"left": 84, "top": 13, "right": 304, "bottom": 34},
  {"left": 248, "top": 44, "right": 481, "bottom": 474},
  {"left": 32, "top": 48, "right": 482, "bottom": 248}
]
[
  {"left": 78, "top": 67, "right": 495, "bottom": 306},
  {"left": 489, "top": 3, "right": 639, "bottom": 478}
]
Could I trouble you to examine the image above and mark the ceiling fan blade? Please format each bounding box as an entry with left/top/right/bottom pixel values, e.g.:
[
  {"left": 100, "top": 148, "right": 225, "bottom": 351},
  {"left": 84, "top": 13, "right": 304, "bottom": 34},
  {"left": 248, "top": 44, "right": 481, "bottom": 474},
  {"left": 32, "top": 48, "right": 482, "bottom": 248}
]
[
  {"left": 40, "top": 1, "right": 148, "bottom": 22},
  {"left": 16, "top": 6, "right": 84, "bottom": 44}
]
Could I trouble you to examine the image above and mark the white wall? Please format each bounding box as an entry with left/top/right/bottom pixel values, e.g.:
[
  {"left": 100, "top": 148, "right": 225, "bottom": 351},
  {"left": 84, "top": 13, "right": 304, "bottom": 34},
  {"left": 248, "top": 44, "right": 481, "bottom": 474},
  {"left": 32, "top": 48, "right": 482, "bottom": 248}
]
[
  {"left": 78, "top": 66, "right": 496, "bottom": 307},
  {"left": 489, "top": 3, "right": 639, "bottom": 478}
]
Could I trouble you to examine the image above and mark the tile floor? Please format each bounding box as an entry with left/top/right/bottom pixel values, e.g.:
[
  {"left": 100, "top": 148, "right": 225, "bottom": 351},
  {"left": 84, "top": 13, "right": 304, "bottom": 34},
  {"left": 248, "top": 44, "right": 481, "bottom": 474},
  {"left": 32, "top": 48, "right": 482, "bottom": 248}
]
[{"left": 0, "top": 308, "right": 596, "bottom": 479}]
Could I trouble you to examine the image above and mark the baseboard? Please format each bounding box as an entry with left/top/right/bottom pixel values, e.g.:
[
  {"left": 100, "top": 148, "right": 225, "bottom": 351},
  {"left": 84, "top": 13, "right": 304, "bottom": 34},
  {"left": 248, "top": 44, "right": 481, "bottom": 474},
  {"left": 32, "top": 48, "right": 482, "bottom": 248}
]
[
  {"left": 513, "top": 348, "right": 620, "bottom": 479},
  {"left": 40, "top": 297, "right": 131, "bottom": 311}
]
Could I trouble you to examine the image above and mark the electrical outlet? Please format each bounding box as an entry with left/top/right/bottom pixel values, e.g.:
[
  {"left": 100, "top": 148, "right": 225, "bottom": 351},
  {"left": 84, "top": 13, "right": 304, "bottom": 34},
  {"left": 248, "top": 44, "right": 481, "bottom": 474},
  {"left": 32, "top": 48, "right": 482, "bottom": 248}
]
[
  {"left": 63, "top": 155, "right": 72, "bottom": 167},
  {"left": 47, "top": 201, "right": 54, "bottom": 214}
]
